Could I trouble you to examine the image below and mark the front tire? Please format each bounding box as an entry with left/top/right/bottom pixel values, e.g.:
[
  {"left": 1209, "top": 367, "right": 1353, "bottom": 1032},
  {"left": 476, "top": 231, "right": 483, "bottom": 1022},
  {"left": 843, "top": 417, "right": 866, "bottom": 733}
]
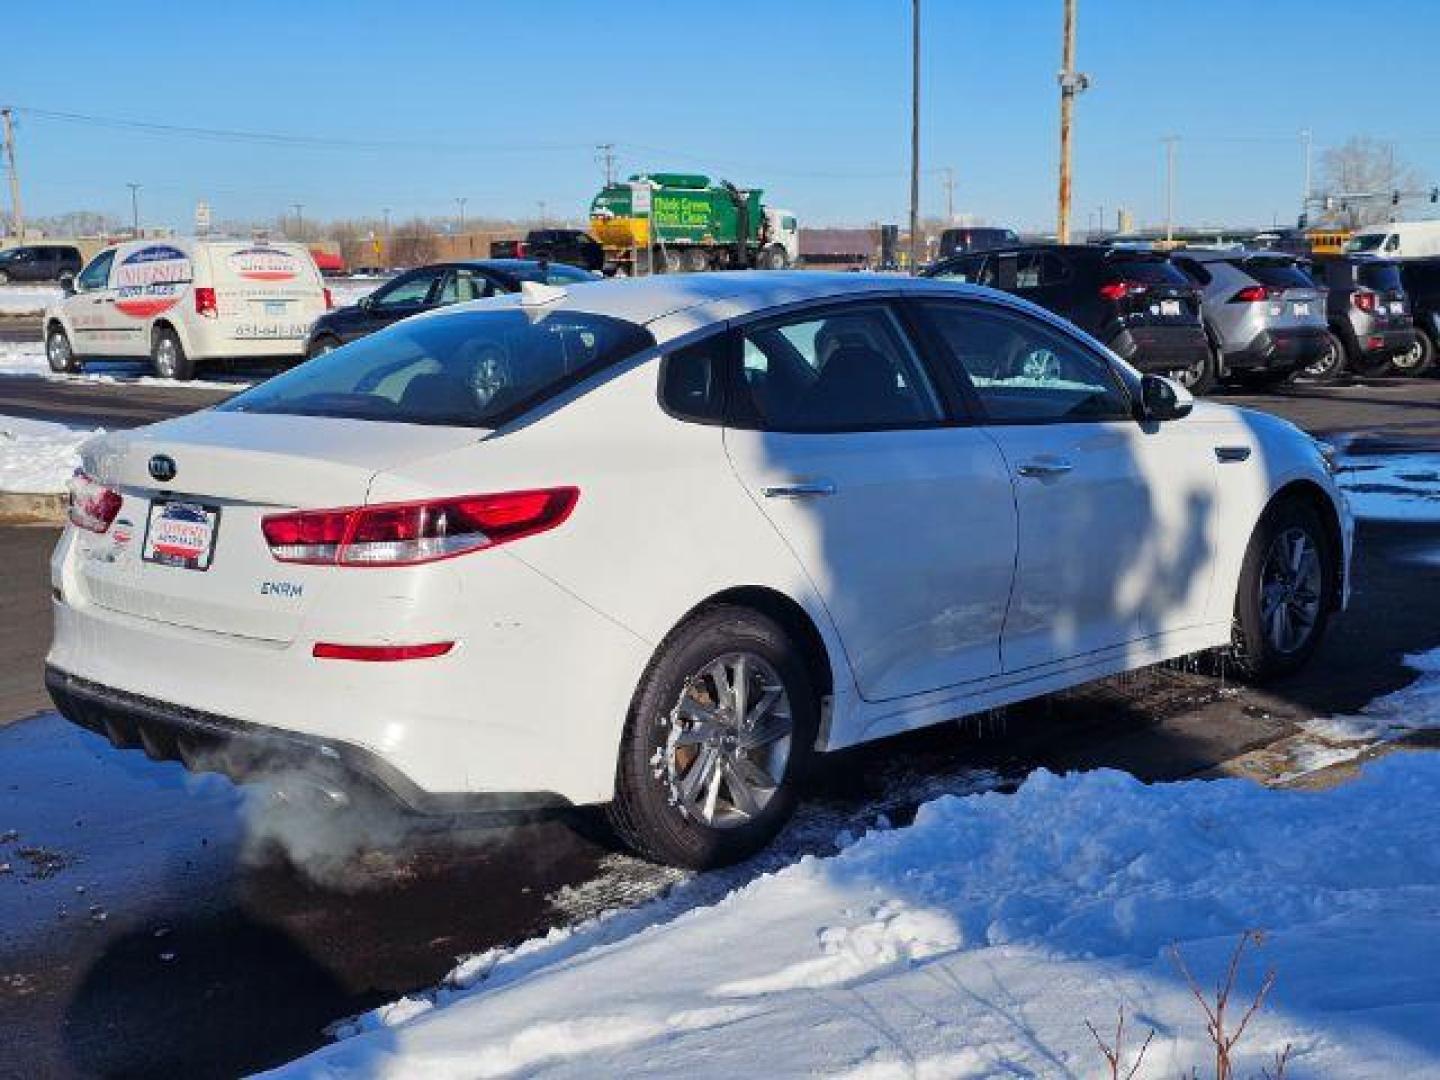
[
  {"left": 607, "top": 605, "right": 818, "bottom": 869},
  {"left": 1230, "top": 497, "right": 1336, "bottom": 683},
  {"left": 758, "top": 245, "right": 789, "bottom": 270},
  {"left": 150, "top": 328, "right": 195, "bottom": 381},
  {"left": 46, "top": 325, "right": 79, "bottom": 374},
  {"left": 0, "top": 270, "right": 9, "bottom": 285}
]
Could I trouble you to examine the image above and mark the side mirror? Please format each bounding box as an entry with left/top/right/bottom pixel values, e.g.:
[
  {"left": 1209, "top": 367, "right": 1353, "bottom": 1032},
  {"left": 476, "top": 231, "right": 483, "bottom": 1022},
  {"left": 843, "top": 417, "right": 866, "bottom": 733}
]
[
  {"left": 59, "top": 272, "right": 77, "bottom": 297},
  {"left": 1139, "top": 373, "right": 1194, "bottom": 421}
]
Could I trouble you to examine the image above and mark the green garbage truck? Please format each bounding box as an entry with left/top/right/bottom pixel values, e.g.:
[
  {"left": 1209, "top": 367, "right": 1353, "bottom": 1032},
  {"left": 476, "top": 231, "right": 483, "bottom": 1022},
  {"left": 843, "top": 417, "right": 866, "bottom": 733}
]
[{"left": 589, "top": 173, "right": 799, "bottom": 274}]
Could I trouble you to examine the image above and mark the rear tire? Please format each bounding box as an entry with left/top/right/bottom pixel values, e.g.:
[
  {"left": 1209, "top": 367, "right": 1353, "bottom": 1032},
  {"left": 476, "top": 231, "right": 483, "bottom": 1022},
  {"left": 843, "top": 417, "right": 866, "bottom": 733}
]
[
  {"left": 758, "top": 245, "right": 789, "bottom": 270},
  {"left": 1299, "top": 330, "right": 1348, "bottom": 384},
  {"left": 1230, "top": 497, "right": 1336, "bottom": 683},
  {"left": 151, "top": 328, "right": 195, "bottom": 381},
  {"left": 46, "top": 325, "right": 79, "bottom": 374},
  {"left": 681, "top": 248, "right": 708, "bottom": 273},
  {"left": 0, "top": 270, "right": 9, "bottom": 285},
  {"left": 607, "top": 605, "right": 817, "bottom": 869},
  {"left": 653, "top": 247, "right": 683, "bottom": 274},
  {"left": 1391, "top": 331, "right": 1434, "bottom": 377},
  {"left": 1172, "top": 346, "right": 1217, "bottom": 395}
]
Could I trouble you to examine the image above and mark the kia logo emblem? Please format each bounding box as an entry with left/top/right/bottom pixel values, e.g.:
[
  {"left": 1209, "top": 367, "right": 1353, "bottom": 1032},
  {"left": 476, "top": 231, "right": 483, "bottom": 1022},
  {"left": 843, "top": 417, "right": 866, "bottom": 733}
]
[{"left": 148, "top": 455, "right": 177, "bottom": 483}]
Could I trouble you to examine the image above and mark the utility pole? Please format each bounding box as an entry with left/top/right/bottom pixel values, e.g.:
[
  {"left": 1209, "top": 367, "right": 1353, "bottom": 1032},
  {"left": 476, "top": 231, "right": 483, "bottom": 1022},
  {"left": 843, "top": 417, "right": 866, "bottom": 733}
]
[
  {"left": 1, "top": 109, "right": 21, "bottom": 239},
  {"left": 1300, "top": 128, "right": 1313, "bottom": 210},
  {"left": 1055, "top": 0, "right": 1089, "bottom": 244},
  {"left": 908, "top": 0, "right": 921, "bottom": 272},
  {"left": 455, "top": 196, "right": 467, "bottom": 233},
  {"left": 126, "top": 182, "right": 141, "bottom": 236},
  {"left": 291, "top": 203, "right": 304, "bottom": 240},
  {"left": 1162, "top": 135, "right": 1179, "bottom": 243},
  {"left": 537, "top": 200, "right": 547, "bottom": 226},
  {"left": 1097, "top": 203, "right": 1105, "bottom": 238},
  {"left": 596, "top": 142, "right": 617, "bottom": 186},
  {"left": 941, "top": 166, "right": 955, "bottom": 224}
]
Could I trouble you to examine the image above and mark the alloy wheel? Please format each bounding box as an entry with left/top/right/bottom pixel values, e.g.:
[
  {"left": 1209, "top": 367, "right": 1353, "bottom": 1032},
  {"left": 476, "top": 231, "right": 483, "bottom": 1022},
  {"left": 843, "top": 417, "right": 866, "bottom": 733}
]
[
  {"left": 47, "top": 332, "right": 71, "bottom": 370},
  {"left": 1258, "top": 526, "right": 1323, "bottom": 654},
  {"left": 154, "top": 337, "right": 178, "bottom": 378},
  {"left": 657, "top": 652, "right": 793, "bottom": 828}
]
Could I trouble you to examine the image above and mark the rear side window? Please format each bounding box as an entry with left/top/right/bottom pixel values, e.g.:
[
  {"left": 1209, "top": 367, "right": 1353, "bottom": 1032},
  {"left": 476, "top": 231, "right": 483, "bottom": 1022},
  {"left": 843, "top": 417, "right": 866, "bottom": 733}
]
[
  {"left": 1237, "top": 259, "right": 1315, "bottom": 289},
  {"left": 1358, "top": 263, "right": 1403, "bottom": 292},
  {"left": 1172, "top": 257, "right": 1212, "bottom": 286},
  {"left": 220, "top": 309, "right": 654, "bottom": 428},
  {"left": 660, "top": 335, "right": 729, "bottom": 423},
  {"left": 732, "top": 305, "right": 942, "bottom": 432}
]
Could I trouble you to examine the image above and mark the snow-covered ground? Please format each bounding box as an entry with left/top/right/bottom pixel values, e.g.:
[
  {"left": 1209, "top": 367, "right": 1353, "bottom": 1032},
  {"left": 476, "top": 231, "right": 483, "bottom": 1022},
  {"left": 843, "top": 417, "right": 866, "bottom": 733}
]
[
  {"left": 0, "top": 340, "right": 261, "bottom": 391},
  {"left": 1336, "top": 452, "right": 1440, "bottom": 523},
  {"left": 0, "top": 415, "right": 101, "bottom": 494},
  {"left": 268, "top": 650, "right": 1440, "bottom": 1080}
]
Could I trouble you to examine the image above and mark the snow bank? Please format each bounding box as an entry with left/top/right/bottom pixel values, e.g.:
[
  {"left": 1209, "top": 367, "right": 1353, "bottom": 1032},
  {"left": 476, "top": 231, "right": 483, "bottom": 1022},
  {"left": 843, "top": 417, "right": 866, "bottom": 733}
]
[
  {"left": 270, "top": 657, "right": 1440, "bottom": 1079},
  {"left": 0, "top": 415, "right": 100, "bottom": 493},
  {"left": 1337, "top": 452, "right": 1440, "bottom": 523},
  {"left": 0, "top": 341, "right": 256, "bottom": 391}
]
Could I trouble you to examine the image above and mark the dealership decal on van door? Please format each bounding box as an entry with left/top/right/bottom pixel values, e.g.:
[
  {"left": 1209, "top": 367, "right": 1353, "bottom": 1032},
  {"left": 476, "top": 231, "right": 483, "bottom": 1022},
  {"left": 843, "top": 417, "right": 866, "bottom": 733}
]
[
  {"left": 114, "top": 245, "right": 193, "bottom": 319},
  {"left": 228, "top": 247, "right": 301, "bottom": 282}
]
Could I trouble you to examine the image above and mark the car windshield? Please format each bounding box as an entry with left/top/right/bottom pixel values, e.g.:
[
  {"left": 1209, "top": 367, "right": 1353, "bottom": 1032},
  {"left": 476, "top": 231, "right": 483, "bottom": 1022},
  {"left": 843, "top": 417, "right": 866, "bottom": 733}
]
[
  {"left": 219, "top": 308, "right": 654, "bottom": 427},
  {"left": 517, "top": 264, "right": 595, "bottom": 285},
  {"left": 1240, "top": 259, "right": 1315, "bottom": 289},
  {"left": 1345, "top": 234, "right": 1388, "bottom": 253}
]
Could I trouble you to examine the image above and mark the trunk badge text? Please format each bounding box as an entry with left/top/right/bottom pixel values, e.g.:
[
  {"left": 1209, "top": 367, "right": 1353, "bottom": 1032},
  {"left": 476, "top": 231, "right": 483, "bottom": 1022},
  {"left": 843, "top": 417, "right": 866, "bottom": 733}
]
[{"left": 148, "top": 455, "right": 177, "bottom": 482}]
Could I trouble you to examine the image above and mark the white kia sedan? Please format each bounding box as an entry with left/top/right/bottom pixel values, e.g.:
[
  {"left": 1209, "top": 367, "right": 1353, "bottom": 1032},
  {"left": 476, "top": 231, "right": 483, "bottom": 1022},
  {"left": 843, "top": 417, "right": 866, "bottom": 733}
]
[{"left": 47, "top": 273, "right": 1351, "bottom": 868}]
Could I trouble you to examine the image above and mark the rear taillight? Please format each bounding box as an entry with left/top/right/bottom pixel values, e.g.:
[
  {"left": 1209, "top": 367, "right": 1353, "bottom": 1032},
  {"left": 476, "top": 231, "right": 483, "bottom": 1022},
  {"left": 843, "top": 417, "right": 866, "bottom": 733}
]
[
  {"left": 261, "top": 488, "right": 579, "bottom": 566},
  {"left": 323, "top": 287, "right": 334, "bottom": 310},
  {"left": 66, "top": 470, "right": 122, "bottom": 534},
  {"left": 1353, "top": 290, "right": 1378, "bottom": 313},
  {"left": 1229, "top": 285, "right": 1274, "bottom": 303},
  {"left": 313, "top": 642, "right": 454, "bottom": 662},
  {"left": 1098, "top": 280, "right": 1147, "bottom": 301},
  {"left": 194, "top": 287, "right": 218, "bottom": 318}
]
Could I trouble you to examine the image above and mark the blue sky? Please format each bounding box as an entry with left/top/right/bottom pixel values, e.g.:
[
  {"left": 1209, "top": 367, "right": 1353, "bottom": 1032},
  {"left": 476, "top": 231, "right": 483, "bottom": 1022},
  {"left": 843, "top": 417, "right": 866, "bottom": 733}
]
[{"left": 10, "top": 0, "right": 1440, "bottom": 232}]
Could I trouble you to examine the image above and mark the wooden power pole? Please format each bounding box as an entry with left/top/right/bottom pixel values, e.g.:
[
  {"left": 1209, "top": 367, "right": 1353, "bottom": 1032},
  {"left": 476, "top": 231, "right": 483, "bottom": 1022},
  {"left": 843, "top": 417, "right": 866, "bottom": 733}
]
[
  {"left": 1, "top": 109, "right": 22, "bottom": 239},
  {"left": 1056, "top": 0, "right": 1088, "bottom": 243}
]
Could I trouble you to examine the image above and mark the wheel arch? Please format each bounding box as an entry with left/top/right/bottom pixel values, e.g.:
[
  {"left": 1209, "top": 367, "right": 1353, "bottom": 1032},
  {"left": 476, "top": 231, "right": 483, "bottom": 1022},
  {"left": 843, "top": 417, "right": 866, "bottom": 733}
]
[{"left": 1267, "top": 478, "right": 1347, "bottom": 612}]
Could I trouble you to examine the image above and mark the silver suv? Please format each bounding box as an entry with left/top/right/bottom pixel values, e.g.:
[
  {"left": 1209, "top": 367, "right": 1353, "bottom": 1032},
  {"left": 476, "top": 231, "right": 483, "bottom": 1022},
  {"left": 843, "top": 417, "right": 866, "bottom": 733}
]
[{"left": 1171, "top": 250, "right": 1328, "bottom": 388}]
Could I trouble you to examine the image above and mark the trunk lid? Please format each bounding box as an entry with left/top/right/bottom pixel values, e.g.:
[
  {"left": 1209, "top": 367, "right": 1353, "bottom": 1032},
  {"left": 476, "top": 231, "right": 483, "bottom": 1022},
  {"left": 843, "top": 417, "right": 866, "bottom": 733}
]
[{"left": 72, "top": 413, "right": 481, "bottom": 642}]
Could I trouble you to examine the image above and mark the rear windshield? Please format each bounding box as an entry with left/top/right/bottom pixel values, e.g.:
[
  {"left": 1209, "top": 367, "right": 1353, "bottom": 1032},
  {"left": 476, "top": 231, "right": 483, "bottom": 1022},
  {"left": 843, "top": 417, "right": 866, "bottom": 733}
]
[
  {"left": 219, "top": 308, "right": 654, "bottom": 428},
  {"left": 1237, "top": 259, "right": 1315, "bottom": 289},
  {"left": 1358, "top": 262, "right": 1403, "bottom": 292},
  {"left": 1104, "top": 256, "right": 1189, "bottom": 286},
  {"left": 518, "top": 264, "right": 595, "bottom": 285}
]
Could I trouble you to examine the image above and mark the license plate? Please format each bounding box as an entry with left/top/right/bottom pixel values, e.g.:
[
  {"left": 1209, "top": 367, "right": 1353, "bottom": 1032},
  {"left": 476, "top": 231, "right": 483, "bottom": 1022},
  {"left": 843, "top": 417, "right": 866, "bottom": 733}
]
[
  {"left": 142, "top": 500, "right": 220, "bottom": 571},
  {"left": 263, "top": 300, "right": 287, "bottom": 315},
  {"left": 1390, "top": 301, "right": 1404, "bottom": 314},
  {"left": 1160, "top": 298, "right": 1181, "bottom": 317},
  {"left": 1292, "top": 302, "right": 1311, "bottom": 316}
]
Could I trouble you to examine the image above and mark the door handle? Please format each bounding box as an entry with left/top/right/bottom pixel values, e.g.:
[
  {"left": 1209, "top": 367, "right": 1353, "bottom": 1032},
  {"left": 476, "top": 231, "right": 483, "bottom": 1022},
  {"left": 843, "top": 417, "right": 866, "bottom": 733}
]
[
  {"left": 1016, "top": 459, "right": 1074, "bottom": 479},
  {"left": 762, "top": 481, "right": 837, "bottom": 499}
]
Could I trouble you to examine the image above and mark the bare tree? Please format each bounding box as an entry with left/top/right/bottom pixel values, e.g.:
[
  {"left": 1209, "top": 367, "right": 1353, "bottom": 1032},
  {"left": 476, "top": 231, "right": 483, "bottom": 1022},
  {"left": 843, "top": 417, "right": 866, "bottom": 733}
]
[
  {"left": 1317, "top": 137, "right": 1424, "bottom": 227},
  {"left": 388, "top": 217, "right": 438, "bottom": 267}
]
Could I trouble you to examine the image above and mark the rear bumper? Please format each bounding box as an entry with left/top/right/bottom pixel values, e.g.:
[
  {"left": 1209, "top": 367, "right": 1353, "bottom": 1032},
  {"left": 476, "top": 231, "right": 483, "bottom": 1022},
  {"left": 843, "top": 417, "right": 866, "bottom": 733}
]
[
  {"left": 1355, "top": 326, "right": 1416, "bottom": 358},
  {"left": 46, "top": 665, "right": 571, "bottom": 821},
  {"left": 1225, "top": 327, "right": 1329, "bottom": 371},
  {"left": 1108, "top": 326, "right": 1211, "bottom": 373}
]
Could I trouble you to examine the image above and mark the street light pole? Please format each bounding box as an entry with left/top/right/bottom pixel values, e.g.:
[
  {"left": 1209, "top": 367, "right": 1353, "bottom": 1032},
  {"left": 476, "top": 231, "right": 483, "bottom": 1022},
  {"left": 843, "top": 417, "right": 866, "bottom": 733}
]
[
  {"left": 1162, "top": 136, "right": 1179, "bottom": 243},
  {"left": 456, "top": 197, "right": 467, "bottom": 234},
  {"left": 908, "top": 0, "right": 921, "bottom": 273},
  {"left": 126, "top": 183, "right": 141, "bottom": 236},
  {"left": 292, "top": 203, "right": 304, "bottom": 240}
]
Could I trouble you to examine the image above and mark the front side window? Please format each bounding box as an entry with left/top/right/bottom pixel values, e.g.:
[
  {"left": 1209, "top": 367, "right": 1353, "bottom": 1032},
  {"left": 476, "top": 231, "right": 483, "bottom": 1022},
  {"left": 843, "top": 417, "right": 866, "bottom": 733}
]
[
  {"left": 732, "top": 304, "right": 942, "bottom": 431},
  {"left": 372, "top": 269, "right": 442, "bottom": 310},
  {"left": 1344, "top": 233, "right": 1387, "bottom": 254},
  {"left": 920, "top": 301, "right": 1132, "bottom": 424},
  {"left": 220, "top": 309, "right": 654, "bottom": 428},
  {"left": 77, "top": 250, "right": 115, "bottom": 291},
  {"left": 436, "top": 268, "right": 497, "bottom": 305}
]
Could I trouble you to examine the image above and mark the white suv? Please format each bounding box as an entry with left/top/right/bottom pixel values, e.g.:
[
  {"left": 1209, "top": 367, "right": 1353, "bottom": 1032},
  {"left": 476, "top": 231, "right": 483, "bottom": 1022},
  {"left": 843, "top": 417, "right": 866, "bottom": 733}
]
[{"left": 44, "top": 238, "right": 330, "bottom": 380}]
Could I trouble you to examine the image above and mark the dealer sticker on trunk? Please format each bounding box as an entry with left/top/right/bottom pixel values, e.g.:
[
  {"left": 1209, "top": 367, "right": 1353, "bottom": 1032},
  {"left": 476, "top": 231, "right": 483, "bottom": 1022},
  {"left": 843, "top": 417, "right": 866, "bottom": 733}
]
[{"left": 142, "top": 501, "right": 220, "bottom": 571}]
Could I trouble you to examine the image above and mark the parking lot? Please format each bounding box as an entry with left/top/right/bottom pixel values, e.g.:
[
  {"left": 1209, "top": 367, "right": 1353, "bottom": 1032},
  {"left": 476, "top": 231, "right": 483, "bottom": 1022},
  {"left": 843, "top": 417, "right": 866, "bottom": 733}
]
[{"left": 0, "top": 368, "right": 1435, "bottom": 1075}]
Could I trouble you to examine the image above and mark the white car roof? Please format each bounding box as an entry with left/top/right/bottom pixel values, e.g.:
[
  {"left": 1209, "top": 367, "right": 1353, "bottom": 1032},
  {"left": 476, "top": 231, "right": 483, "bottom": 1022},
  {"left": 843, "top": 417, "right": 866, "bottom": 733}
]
[{"left": 438, "top": 270, "right": 990, "bottom": 343}]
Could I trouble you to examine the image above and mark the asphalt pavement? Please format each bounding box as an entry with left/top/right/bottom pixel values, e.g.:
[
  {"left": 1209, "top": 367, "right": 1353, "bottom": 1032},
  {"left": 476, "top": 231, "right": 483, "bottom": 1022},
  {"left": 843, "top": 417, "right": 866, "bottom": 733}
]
[{"left": 0, "top": 378, "right": 1437, "bottom": 1077}]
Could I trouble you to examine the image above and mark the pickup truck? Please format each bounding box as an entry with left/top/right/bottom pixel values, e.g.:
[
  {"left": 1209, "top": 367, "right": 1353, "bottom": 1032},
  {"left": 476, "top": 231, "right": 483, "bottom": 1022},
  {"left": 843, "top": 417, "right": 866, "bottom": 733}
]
[{"left": 489, "top": 229, "right": 604, "bottom": 272}]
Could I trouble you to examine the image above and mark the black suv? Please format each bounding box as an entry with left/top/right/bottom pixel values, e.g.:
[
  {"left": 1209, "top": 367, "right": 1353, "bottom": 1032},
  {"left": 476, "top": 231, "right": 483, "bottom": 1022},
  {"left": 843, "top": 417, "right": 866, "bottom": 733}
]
[
  {"left": 1396, "top": 258, "right": 1440, "bottom": 376},
  {"left": 936, "top": 226, "right": 1021, "bottom": 260},
  {"left": 1301, "top": 255, "right": 1417, "bottom": 381},
  {"left": 304, "top": 259, "right": 596, "bottom": 358},
  {"left": 0, "top": 244, "right": 83, "bottom": 284},
  {"left": 925, "top": 245, "right": 1212, "bottom": 390},
  {"left": 489, "top": 230, "right": 605, "bottom": 272}
]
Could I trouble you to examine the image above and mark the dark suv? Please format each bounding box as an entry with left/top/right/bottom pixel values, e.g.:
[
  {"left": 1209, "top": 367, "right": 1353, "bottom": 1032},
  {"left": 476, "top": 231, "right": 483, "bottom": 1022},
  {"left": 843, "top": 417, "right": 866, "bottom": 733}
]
[
  {"left": 936, "top": 226, "right": 1021, "bottom": 260},
  {"left": 925, "top": 245, "right": 1213, "bottom": 390},
  {"left": 1301, "top": 255, "right": 1416, "bottom": 381},
  {"left": 0, "top": 244, "right": 83, "bottom": 284},
  {"left": 489, "top": 229, "right": 605, "bottom": 272},
  {"left": 1396, "top": 258, "right": 1440, "bottom": 376}
]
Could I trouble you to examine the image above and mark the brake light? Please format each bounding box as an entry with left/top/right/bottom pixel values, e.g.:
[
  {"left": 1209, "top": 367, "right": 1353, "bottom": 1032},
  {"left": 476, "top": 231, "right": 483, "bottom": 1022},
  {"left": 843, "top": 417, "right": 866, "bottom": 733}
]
[
  {"left": 323, "top": 287, "right": 334, "bottom": 310},
  {"left": 1098, "top": 281, "right": 1147, "bottom": 301},
  {"left": 313, "top": 642, "right": 454, "bottom": 662},
  {"left": 194, "top": 287, "right": 218, "bottom": 317},
  {"left": 1229, "top": 285, "right": 1273, "bottom": 303},
  {"left": 261, "top": 487, "right": 579, "bottom": 566},
  {"left": 1353, "top": 290, "right": 1378, "bottom": 313},
  {"left": 66, "top": 470, "right": 123, "bottom": 534}
]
